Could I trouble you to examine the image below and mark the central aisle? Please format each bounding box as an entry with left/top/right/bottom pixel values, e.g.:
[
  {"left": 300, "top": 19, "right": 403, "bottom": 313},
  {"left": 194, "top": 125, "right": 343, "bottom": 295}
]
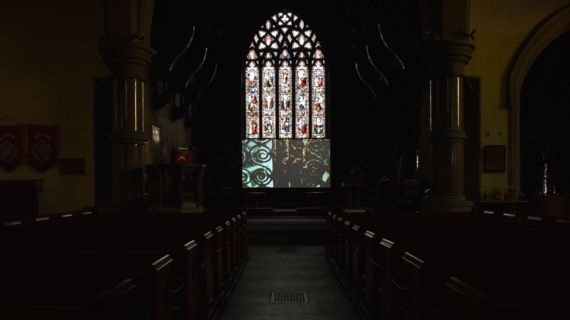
[{"left": 219, "top": 245, "right": 361, "bottom": 320}]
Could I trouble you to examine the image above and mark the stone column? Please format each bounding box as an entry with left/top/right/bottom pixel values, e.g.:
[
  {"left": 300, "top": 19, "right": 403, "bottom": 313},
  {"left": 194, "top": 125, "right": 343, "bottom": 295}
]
[
  {"left": 100, "top": 39, "right": 153, "bottom": 207},
  {"left": 422, "top": 38, "right": 474, "bottom": 213}
]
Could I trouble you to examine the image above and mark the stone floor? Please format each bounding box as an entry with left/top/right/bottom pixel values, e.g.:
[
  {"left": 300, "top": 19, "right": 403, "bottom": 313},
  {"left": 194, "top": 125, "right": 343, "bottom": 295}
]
[{"left": 218, "top": 245, "right": 361, "bottom": 320}]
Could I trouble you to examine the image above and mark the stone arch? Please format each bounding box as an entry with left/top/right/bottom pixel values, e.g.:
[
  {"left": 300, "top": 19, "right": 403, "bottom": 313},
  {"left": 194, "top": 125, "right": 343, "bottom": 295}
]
[{"left": 506, "top": 4, "right": 570, "bottom": 195}]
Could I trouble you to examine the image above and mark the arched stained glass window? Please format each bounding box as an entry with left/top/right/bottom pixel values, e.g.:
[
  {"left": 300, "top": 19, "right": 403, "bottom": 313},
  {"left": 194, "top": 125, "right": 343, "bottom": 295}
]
[
  {"left": 242, "top": 11, "right": 330, "bottom": 189},
  {"left": 244, "top": 11, "right": 327, "bottom": 139}
]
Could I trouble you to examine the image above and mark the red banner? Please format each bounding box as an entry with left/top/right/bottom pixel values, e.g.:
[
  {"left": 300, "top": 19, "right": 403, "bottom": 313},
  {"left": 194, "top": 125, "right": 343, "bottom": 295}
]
[
  {"left": 0, "top": 125, "right": 23, "bottom": 171},
  {"left": 27, "top": 125, "right": 59, "bottom": 172}
]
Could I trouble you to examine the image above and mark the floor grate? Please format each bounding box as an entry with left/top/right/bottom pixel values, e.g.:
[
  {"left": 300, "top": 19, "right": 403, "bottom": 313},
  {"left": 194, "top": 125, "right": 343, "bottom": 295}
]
[{"left": 270, "top": 290, "right": 309, "bottom": 303}]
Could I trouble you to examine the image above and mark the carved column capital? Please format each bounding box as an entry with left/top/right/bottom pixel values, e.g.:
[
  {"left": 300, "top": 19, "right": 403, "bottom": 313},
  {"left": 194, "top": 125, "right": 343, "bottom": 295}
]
[
  {"left": 422, "top": 38, "right": 475, "bottom": 76},
  {"left": 100, "top": 39, "right": 154, "bottom": 81}
]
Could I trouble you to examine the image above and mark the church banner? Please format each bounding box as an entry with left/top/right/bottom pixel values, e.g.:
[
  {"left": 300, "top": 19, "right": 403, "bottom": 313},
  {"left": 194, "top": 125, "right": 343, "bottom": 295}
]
[
  {"left": 27, "top": 124, "right": 59, "bottom": 172},
  {"left": 0, "top": 125, "right": 23, "bottom": 171}
]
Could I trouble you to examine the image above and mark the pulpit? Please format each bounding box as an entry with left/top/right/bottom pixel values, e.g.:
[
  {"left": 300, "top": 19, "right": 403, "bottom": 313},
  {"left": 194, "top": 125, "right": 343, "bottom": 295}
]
[{"left": 145, "top": 164, "right": 206, "bottom": 212}]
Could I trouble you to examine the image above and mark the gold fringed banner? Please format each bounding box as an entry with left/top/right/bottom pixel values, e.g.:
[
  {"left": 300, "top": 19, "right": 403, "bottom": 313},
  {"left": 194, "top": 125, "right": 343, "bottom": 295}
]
[
  {"left": 27, "top": 124, "right": 59, "bottom": 172},
  {"left": 0, "top": 125, "right": 24, "bottom": 171}
]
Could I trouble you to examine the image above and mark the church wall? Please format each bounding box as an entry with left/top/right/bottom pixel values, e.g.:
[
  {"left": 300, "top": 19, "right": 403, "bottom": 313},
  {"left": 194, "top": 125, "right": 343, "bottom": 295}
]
[
  {"left": 465, "top": 0, "right": 568, "bottom": 199},
  {"left": 0, "top": 1, "right": 107, "bottom": 214}
]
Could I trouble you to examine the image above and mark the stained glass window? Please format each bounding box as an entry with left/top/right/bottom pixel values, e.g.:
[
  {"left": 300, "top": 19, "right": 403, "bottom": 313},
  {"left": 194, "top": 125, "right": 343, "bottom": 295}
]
[
  {"left": 262, "top": 59, "right": 276, "bottom": 138},
  {"left": 295, "top": 58, "right": 309, "bottom": 138},
  {"left": 245, "top": 50, "right": 260, "bottom": 138},
  {"left": 311, "top": 51, "right": 325, "bottom": 138},
  {"left": 244, "top": 11, "right": 327, "bottom": 139},
  {"left": 279, "top": 53, "right": 293, "bottom": 138}
]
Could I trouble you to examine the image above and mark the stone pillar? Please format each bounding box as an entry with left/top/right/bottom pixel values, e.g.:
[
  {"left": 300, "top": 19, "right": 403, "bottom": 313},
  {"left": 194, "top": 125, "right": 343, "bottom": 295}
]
[
  {"left": 422, "top": 38, "right": 474, "bottom": 213},
  {"left": 100, "top": 39, "right": 153, "bottom": 207}
]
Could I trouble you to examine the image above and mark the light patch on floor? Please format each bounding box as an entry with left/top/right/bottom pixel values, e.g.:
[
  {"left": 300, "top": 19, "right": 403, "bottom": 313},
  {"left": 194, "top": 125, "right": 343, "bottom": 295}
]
[{"left": 218, "top": 245, "right": 360, "bottom": 320}]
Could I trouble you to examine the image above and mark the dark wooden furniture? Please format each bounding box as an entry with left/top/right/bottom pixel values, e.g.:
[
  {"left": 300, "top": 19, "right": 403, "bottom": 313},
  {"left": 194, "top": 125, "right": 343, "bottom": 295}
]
[
  {"left": 326, "top": 209, "right": 570, "bottom": 320},
  {"left": 0, "top": 208, "right": 248, "bottom": 320},
  {"left": 146, "top": 164, "right": 206, "bottom": 211},
  {"left": 0, "top": 179, "right": 41, "bottom": 219}
]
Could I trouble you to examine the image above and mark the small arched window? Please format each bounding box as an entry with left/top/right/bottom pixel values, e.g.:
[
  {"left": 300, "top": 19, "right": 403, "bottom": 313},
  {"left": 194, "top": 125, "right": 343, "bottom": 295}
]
[{"left": 244, "top": 11, "right": 327, "bottom": 139}]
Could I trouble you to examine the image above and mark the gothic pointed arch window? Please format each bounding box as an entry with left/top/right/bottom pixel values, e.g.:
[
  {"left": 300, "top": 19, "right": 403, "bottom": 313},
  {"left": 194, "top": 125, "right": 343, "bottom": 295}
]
[
  {"left": 243, "top": 11, "right": 330, "bottom": 188},
  {"left": 244, "top": 11, "right": 327, "bottom": 139}
]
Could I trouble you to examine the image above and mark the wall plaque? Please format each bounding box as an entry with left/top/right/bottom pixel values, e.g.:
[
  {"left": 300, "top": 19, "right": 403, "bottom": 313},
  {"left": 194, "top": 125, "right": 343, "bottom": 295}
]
[{"left": 483, "top": 145, "right": 506, "bottom": 173}]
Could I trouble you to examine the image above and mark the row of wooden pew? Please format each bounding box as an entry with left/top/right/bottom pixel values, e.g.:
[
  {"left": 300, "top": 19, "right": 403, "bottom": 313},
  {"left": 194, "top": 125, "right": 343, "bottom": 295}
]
[
  {"left": 326, "top": 209, "right": 570, "bottom": 320},
  {"left": 0, "top": 209, "right": 248, "bottom": 320}
]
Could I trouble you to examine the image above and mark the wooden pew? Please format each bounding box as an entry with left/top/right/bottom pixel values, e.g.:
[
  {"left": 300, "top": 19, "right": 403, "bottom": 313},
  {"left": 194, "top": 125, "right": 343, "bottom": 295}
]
[
  {"left": 0, "top": 250, "right": 174, "bottom": 320},
  {"left": 350, "top": 223, "right": 365, "bottom": 291},
  {"left": 342, "top": 219, "right": 353, "bottom": 277},
  {"left": 362, "top": 230, "right": 377, "bottom": 304},
  {"left": 0, "top": 271, "right": 143, "bottom": 320},
  {"left": 437, "top": 269, "right": 570, "bottom": 320},
  {"left": 0, "top": 210, "right": 242, "bottom": 320},
  {"left": 391, "top": 236, "right": 570, "bottom": 320},
  {"left": 330, "top": 209, "right": 570, "bottom": 320},
  {"left": 213, "top": 225, "right": 226, "bottom": 297},
  {"left": 328, "top": 213, "right": 338, "bottom": 260}
]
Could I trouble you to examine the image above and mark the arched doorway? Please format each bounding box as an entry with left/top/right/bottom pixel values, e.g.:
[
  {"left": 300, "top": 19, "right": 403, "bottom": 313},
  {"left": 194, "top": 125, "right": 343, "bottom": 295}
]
[
  {"left": 506, "top": 4, "right": 570, "bottom": 195},
  {"left": 520, "top": 31, "right": 570, "bottom": 195}
]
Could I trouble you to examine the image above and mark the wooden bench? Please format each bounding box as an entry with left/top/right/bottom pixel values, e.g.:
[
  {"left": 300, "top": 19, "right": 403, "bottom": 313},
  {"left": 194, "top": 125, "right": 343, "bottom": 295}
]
[
  {"left": 0, "top": 209, "right": 248, "bottom": 320},
  {"left": 328, "top": 209, "right": 570, "bottom": 320},
  {"left": 0, "top": 270, "right": 146, "bottom": 320}
]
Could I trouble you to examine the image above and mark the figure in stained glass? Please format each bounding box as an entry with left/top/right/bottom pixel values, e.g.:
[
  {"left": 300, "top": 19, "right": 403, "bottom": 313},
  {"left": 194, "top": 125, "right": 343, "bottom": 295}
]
[
  {"left": 283, "top": 117, "right": 291, "bottom": 135},
  {"left": 298, "top": 120, "right": 307, "bottom": 135},
  {"left": 263, "top": 74, "right": 273, "bottom": 87},
  {"left": 299, "top": 73, "right": 307, "bottom": 87},
  {"left": 282, "top": 69, "right": 290, "bottom": 82},
  {"left": 264, "top": 120, "right": 273, "bottom": 134},
  {"left": 250, "top": 121, "right": 258, "bottom": 135},
  {"left": 280, "top": 96, "right": 290, "bottom": 110},
  {"left": 247, "top": 70, "right": 256, "bottom": 85},
  {"left": 314, "top": 117, "right": 324, "bottom": 135}
]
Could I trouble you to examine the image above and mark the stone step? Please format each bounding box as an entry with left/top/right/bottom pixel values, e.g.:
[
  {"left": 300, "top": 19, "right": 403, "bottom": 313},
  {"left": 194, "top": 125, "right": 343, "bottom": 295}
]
[{"left": 248, "top": 215, "right": 327, "bottom": 245}]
